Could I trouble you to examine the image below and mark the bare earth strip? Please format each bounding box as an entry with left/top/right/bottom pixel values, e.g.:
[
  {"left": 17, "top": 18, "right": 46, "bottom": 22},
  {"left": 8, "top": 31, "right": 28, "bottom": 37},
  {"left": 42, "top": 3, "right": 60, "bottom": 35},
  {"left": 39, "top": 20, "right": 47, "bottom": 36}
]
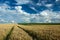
[{"left": 0, "top": 24, "right": 60, "bottom": 40}]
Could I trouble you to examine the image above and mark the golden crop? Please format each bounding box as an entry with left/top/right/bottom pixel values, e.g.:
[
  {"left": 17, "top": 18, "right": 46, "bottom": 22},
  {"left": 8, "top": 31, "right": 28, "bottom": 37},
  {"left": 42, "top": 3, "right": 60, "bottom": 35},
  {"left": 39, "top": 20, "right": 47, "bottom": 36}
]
[{"left": 0, "top": 24, "right": 60, "bottom": 40}]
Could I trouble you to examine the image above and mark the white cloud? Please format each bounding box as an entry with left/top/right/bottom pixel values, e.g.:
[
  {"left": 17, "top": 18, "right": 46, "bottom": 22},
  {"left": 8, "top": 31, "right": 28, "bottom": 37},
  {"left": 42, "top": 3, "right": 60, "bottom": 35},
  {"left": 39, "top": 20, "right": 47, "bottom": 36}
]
[
  {"left": 15, "top": 0, "right": 31, "bottom": 5},
  {"left": 40, "top": 10, "right": 48, "bottom": 16},
  {"left": 16, "top": 7, "right": 60, "bottom": 23},
  {"left": 56, "top": 0, "right": 59, "bottom": 1},
  {"left": 40, "top": 10, "right": 60, "bottom": 23},
  {"left": 11, "top": 20, "right": 16, "bottom": 23},
  {"left": 15, "top": 6, "right": 30, "bottom": 15},
  {"left": 0, "top": 19, "right": 5, "bottom": 22},
  {"left": 45, "top": 4, "right": 53, "bottom": 8},
  {"left": 36, "top": 3, "right": 42, "bottom": 6},
  {"left": 0, "top": 4, "right": 9, "bottom": 11},
  {"left": 0, "top": 18, "right": 8, "bottom": 23},
  {"left": 0, "top": 3, "right": 60, "bottom": 23},
  {"left": 30, "top": 7, "right": 38, "bottom": 12}
]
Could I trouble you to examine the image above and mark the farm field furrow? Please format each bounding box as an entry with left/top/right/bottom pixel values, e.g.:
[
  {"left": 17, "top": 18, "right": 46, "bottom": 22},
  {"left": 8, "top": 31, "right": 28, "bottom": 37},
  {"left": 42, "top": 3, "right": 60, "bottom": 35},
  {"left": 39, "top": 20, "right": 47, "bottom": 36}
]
[
  {"left": 0, "top": 24, "right": 60, "bottom": 40},
  {"left": 0, "top": 24, "right": 32, "bottom": 40},
  {"left": 9, "top": 25, "right": 32, "bottom": 40},
  {"left": 18, "top": 25, "right": 60, "bottom": 40},
  {"left": 0, "top": 24, "right": 15, "bottom": 40}
]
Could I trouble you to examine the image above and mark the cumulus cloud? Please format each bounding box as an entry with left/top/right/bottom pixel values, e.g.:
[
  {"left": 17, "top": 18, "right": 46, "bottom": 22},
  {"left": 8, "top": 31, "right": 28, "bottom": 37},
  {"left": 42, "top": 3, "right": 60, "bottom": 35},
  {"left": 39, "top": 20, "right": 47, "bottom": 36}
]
[
  {"left": 15, "top": 6, "right": 60, "bottom": 23},
  {"left": 0, "top": 3, "right": 60, "bottom": 23},
  {"left": 0, "top": 19, "right": 7, "bottom": 22},
  {"left": 15, "top": 0, "right": 31, "bottom": 5},
  {"left": 45, "top": 4, "right": 53, "bottom": 8}
]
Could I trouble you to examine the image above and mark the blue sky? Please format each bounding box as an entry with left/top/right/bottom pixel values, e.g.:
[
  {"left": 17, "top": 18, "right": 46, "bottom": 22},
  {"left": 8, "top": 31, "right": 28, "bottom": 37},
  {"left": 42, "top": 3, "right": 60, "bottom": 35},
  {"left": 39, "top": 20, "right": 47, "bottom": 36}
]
[{"left": 0, "top": 0, "right": 60, "bottom": 23}]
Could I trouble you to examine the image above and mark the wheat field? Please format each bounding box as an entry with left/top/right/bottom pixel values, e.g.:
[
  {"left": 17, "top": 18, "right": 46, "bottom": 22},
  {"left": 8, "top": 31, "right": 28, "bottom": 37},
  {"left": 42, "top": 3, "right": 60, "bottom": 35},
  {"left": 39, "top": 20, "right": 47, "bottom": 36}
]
[{"left": 0, "top": 24, "right": 60, "bottom": 40}]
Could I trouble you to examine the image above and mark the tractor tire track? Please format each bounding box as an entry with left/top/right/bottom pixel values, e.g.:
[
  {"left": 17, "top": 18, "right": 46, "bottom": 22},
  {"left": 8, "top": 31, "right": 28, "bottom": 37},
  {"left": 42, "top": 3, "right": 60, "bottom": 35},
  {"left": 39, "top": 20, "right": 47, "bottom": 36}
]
[
  {"left": 17, "top": 26, "right": 39, "bottom": 40},
  {"left": 4, "top": 26, "right": 14, "bottom": 40}
]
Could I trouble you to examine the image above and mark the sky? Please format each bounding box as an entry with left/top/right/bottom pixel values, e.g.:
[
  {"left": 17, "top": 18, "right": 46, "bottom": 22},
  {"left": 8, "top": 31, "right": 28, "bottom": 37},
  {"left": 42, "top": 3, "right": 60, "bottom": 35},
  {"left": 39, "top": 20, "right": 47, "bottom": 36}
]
[{"left": 0, "top": 0, "right": 60, "bottom": 23}]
